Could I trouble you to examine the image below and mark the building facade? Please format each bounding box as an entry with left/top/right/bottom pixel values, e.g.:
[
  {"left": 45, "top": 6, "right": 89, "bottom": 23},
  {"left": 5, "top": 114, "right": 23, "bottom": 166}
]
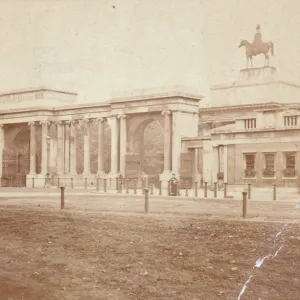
[
  {"left": 182, "top": 67, "right": 300, "bottom": 187},
  {"left": 1, "top": 67, "right": 299, "bottom": 189}
]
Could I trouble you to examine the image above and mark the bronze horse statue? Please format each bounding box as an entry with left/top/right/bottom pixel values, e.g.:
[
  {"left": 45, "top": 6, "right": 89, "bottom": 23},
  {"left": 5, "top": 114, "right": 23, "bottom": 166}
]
[{"left": 239, "top": 40, "right": 274, "bottom": 68}]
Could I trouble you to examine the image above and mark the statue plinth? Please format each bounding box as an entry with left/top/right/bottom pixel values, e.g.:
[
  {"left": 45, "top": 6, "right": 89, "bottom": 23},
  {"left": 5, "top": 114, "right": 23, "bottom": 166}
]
[{"left": 237, "top": 66, "right": 277, "bottom": 84}]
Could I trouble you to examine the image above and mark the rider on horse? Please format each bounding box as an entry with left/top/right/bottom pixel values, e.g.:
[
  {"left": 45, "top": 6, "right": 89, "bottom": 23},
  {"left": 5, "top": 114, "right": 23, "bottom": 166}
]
[{"left": 252, "top": 24, "right": 263, "bottom": 55}]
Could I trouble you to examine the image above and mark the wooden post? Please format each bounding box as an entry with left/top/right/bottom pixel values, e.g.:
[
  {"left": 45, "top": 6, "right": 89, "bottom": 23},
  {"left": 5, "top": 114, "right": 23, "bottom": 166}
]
[
  {"left": 144, "top": 188, "right": 149, "bottom": 214},
  {"left": 242, "top": 191, "right": 247, "bottom": 218},
  {"left": 204, "top": 182, "right": 208, "bottom": 198},
  {"left": 185, "top": 181, "right": 188, "bottom": 197},
  {"left": 273, "top": 184, "right": 276, "bottom": 201},
  {"left": 176, "top": 181, "right": 180, "bottom": 196},
  {"left": 126, "top": 179, "right": 129, "bottom": 194},
  {"left": 96, "top": 178, "right": 99, "bottom": 191},
  {"left": 60, "top": 186, "right": 65, "bottom": 209},
  {"left": 133, "top": 179, "right": 137, "bottom": 194},
  {"left": 32, "top": 177, "right": 35, "bottom": 188},
  {"left": 142, "top": 179, "right": 145, "bottom": 195},
  {"left": 248, "top": 183, "right": 251, "bottom": 200},
  {"left": 214, "top": 182, "right": 217, "bottom": 198},
  {"left": 159, "top": 181, "right": 162, "bottom": 196},
  {"left": 104, "top": 178, "right": 107, "bottom": 192},
  {"left": 194, "top": 182, "right": 198, "bottom": 197},
  {"left": 224, "top": 183, "right": 227, "bottom": 198},
  {"left": 119, "top": 179, "right": 122, "bottom": 193}
]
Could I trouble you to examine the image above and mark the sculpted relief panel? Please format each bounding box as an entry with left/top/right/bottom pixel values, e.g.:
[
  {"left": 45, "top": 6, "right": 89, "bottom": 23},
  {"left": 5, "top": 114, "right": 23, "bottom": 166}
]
[
  {"left": 263, "top": 112, "right": 276, "bottom": 129},
  {"left": 0, "top": 92, "right": 43, "bottom": 106}
]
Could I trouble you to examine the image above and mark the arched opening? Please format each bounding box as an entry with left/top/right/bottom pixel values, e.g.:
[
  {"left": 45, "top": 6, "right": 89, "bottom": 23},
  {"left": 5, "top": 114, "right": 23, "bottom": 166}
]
[
  {"left": 143, "top": 120, "right": 164, "bottom": 176},
  {"left": 125, "top": 114, "right": 164, "bottom": 186},
  {"left": 2, "top": 125, "right": 30, "bottom": 187}
]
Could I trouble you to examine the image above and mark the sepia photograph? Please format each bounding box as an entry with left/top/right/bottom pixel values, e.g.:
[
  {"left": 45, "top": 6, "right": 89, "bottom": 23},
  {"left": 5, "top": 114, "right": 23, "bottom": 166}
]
[{"left": 0, "top": 0, "right": 300, "bottom": 299}]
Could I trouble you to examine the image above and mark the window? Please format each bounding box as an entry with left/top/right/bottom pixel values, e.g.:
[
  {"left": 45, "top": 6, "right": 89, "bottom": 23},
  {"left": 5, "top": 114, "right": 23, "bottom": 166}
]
[
  {"left": 245, "top": 154, "right": 255, "bottom": 169},
  {"left": 244, "top": 118, "right": 256, "bottom": 129},
  {"left": 284, "top": 116, "right": 297, "bottom": 127},
  {"left": 263, "top": 153, "right": 275, "bottom": 177},
  {"left": 244, "top": 153, "right": 256, "bottom": 177},
  {"left": 265, "top": 153, "right": 275, "bottom": 170},
  {"left": 286, "top": 153, "right": 296, "bottom": 169}
]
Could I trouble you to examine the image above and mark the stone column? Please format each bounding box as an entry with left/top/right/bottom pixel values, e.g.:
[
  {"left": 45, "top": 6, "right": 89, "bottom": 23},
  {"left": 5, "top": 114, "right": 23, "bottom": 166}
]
[
  {"left": 109, "top": 115, "right": 119, "bottom": 176},
  {"left": 97, "top": 117, "right": 105, "bottom": 176},
  {"left": 171, "top": 111, "right": 182, "bottom": 177},
  {"left": 193, "top": 147, "right": 201, "bottom": 183},
  {"left": 28, "top": 121, "right": 36, "bottom": 174},
  {"left": 223, "top": 145, "right": 228, "bottom": 183},
  {"left": 118, "top": 114, "right": 127, "bottom": 176},
  {"left": 40, "top": 121, "right": 49, "bottom": 175},
  {"left": 212, "top": 146, "right": 219, "bottom": 184},
  {"left": 0, "top": 124, "right": 4, "bottom": 179},
  {"left": 64, "top": 121, "right": 70, "bottom": 174},
  {"left": 82, "top": 118, "right": 91, "bottom": 175},
  {"left": 161, "top": 110, "right": 172, "bottom": 173},
  {"left": 56, "top": 121, "right": 64, "bottom": 175},
  {"left": 69, "top": 120, "right": 77, "bottom": 174},
  {"left": 49, "top": 122, "right": 57, "bottom": 174}
]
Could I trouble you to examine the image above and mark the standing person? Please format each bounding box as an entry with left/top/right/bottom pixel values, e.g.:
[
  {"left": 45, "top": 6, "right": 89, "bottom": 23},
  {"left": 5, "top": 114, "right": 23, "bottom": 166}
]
[{"left": 169, "top": 173, "right": 178, "bottom": 196}]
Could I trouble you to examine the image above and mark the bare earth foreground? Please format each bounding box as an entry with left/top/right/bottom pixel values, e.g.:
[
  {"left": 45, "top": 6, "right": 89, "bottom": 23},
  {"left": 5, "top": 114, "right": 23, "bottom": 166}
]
[{"left": 0, "top": 204, "right": 300, "bottom": 300}]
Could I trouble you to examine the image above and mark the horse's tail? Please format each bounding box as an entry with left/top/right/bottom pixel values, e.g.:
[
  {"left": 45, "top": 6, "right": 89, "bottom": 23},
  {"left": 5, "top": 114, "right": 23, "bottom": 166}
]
[{"left": 269, "top": 42, "right": 274, "bottom": 56}]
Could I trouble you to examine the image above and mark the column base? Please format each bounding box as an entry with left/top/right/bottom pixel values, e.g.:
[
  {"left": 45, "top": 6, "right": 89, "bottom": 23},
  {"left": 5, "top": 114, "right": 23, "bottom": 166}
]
[
  {"left": 26, "top": 174, "right": 47, "bottom": 188},
  {"left": 193, "top": 172, "right": 202, "bottom": 187},
  {"left": 159, "top": 171, "right": 172, "bottom": 189},
  {"left": 107, "top": 172, "right": 121, "bottom": 190},
  {"left": 96, "top": 171, "right": 107, "bottom": 178}
]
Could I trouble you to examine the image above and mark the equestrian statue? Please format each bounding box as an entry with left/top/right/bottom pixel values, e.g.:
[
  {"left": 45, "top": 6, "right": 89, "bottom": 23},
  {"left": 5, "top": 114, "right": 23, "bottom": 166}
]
[{"left": 239, "top": 25, "right": 274, "bottom": 68}]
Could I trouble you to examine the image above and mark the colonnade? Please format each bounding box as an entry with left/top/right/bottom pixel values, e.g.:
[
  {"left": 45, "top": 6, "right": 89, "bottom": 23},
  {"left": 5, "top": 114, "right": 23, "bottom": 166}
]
[
  {"left": 27, "top": 116, "right": 118, "bottom": 178},
  {"left": 26, "top": 110, "right": 182, "bottom": 183}
]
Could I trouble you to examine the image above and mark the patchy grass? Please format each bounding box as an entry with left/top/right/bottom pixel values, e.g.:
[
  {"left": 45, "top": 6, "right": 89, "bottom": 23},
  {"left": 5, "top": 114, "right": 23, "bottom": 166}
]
[{"left": 0, "top": 208, "right": 300, "bottom": 300}]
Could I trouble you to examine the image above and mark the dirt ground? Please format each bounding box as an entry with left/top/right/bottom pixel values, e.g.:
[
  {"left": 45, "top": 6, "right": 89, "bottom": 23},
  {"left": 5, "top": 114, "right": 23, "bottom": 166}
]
[{"left": 0, "top": 205, "right": 300, "bottom": 300}]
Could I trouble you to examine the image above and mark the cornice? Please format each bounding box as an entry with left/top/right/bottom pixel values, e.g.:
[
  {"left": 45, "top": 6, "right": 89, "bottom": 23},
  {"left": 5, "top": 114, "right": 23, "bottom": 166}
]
[{"left": 199, "top": 102, "right": 282, "bottom": 113}]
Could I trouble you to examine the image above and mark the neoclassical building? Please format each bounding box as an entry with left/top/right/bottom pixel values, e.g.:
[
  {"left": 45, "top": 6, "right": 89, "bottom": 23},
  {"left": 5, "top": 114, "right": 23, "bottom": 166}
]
[
  {"left": 182, "top": 66, "right": 300, "bottom": 187},
  {"left": 0, "top": 87, "right": 200, "bottom": 188},
  {"left": 1, "top": 66, "right": 300, "bottom": 189}
]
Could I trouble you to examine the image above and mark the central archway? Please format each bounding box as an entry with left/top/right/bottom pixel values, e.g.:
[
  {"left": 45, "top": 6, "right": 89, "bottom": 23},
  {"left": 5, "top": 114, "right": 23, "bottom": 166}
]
[
  {"left": 125, "top": 114, "right": 164, "bottom": 186},
  {"left": 143, "top": 120, "right": 163, "bottom": 176}
]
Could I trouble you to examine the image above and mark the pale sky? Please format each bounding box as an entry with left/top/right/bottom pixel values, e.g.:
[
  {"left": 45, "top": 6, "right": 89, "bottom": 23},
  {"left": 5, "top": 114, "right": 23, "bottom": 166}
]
[{"left": 0, "top": 0, "right": 300, "bottom": 103}]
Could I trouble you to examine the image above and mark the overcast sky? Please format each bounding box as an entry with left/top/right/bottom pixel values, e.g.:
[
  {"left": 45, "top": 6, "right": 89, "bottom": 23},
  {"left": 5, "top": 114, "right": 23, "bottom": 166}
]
[{"left": 0, "top": 0, "right": 299, "bottom": 103}]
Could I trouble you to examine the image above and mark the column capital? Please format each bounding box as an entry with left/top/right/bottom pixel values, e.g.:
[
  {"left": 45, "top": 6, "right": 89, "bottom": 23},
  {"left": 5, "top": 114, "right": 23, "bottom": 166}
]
[
  {"left": 39, "top": 120, "right": 51, "bottom": 126},
  {"left": 97, "top": 117, "right": 107, "bottom": 122},
  {"left": 75, "top": 119, "right": 83, "bottom": 129},
  {"left": 0, "top": 124, "right": 4, "bottom": 129},
  {"left": 161, "top": 110, "right": 171, "bottom": 116},
  {"left": 82, "top": 118, "right": 93, "bottom": 124},
  {"left": 54, "top": 120, "right": 64, "bottom": 126},
  {"left": 64, "top": 120, "right": 71, "bottom": 126},
  {"left": 107, "top": 114, "right": 118, "bottom": 119},
  {"left": 28, "top": 121, "right": 36, "bottom": 127},
  {"left": 117, "top": 114, "right": 128, "bottom": 119}
]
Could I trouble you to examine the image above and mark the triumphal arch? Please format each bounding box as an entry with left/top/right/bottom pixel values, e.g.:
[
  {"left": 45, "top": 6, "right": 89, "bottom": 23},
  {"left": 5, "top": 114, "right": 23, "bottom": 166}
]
[{"left": 0, "top": 87, "right": 201, "bottom": 189}]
